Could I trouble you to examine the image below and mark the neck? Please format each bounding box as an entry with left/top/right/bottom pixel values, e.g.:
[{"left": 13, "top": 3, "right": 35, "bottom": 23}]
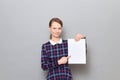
[{"left": 51, "top": 37, "right": 60, "bottom": 42}]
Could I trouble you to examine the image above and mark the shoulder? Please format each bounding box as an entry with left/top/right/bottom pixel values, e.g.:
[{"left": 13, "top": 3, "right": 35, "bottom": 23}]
[
  {"left": 62, "top": 39, "right": 68, "bottom": 45},
  {"left": 62, "top": 39, "right": 68, "bottom": 43},
  {"left": 41, "top": 41, "right": 50, "bottom": 48}
]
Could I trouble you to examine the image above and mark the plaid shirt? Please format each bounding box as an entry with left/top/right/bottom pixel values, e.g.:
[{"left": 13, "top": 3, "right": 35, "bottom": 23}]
[{"left": 41, "top": 40, "right": 73, "bottom": 80}]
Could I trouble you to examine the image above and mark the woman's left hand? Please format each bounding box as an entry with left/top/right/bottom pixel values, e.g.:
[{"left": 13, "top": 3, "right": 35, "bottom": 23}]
[{"left": 75, "top": 33, "right": 84, "bottom": 41}]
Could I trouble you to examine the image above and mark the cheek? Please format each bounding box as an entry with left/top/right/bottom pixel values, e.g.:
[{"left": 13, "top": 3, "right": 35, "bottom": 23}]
[
  {"left": 51, "top": 29, "right": 55, "bottom": 33},
  {"left": 58, "top": 30, "right": 62, "bottom": 34},
  {"left": 59, "top": 29, "right": 62, "bottom": 33}
]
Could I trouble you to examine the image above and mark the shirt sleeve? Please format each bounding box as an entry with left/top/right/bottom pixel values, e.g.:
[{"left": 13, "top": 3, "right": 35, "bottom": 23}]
[{"left": 41, "top": 44, "right": 59, "bottom": 71}]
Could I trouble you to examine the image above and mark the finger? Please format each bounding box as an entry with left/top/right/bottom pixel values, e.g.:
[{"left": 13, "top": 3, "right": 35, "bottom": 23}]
[{"left": 67, "top": 56, "right": 71, "bottom": 59}]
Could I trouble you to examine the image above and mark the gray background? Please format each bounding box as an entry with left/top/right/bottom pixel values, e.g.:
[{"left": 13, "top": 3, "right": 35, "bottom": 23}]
[{"left": 0, "top": 0, "right": 120, "bottom": 80}]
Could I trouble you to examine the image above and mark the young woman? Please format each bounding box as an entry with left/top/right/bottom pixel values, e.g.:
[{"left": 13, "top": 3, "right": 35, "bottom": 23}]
[{"left": 41, "top": 18, "right": 84, "bottom": 80}]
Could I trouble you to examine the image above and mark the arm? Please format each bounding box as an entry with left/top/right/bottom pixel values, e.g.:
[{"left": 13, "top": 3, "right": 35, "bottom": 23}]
[
  {"left": 41, "top": 44, "right": 59, "bottom": 70},
  {"left": 41, "top": 45, "right": 49, "bottom": 70}
]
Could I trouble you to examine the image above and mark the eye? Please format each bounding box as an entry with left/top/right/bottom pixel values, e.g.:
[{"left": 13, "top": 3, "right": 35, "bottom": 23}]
[
  {"left": 58, "top": 27, "right": 62, "bottom": 30},
  {"left": 53, "top": 27, "right": 56, "bottom": 29}
]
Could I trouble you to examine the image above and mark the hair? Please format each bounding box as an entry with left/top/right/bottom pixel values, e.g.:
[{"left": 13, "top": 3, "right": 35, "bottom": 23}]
[{"left": 49, "top": 18, "right": 63, "bottom": 39}]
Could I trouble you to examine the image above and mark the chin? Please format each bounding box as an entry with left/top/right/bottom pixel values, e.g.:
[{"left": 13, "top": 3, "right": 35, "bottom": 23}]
[
  {"left": 54, "top": 35, "right": 60, "bottom": 38},
  {"left": 56, "top": 36, "right": 60, "bottom": 38},
  {"left": 52, "top": 34, "right": 61, "bottom": 38}
]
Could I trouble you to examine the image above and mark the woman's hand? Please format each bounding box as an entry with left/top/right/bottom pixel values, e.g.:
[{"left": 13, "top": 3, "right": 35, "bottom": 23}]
[
  {"left": 58, "top": 56, "right": 71, "bottom": 65},
  {"left": 75, "top": 33, "right": 84, "bottom": 41}
]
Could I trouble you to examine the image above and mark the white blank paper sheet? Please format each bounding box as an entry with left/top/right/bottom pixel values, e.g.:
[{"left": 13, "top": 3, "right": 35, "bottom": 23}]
[{"left": 68, "top": 39, "right": 86, "bottom": 64}]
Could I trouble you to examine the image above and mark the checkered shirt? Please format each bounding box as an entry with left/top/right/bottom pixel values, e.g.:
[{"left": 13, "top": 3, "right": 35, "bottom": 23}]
[{"left": 41, "top": 40, "right": 73, "bottom": 80}]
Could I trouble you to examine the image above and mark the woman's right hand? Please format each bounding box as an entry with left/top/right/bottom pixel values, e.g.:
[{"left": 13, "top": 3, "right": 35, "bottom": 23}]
[{"left": 58, "top": 56, "right": 71, "bottom": 65}]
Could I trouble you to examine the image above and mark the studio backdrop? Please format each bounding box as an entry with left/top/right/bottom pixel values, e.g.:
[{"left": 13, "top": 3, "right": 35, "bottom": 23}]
[{"left": 0, "top": 0, "right": 120, "bottom": 80}]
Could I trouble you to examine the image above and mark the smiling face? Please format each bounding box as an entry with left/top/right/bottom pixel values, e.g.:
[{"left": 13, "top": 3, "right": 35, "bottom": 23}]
[{"left": 49, "top": 21, "right": 62, "bottom": 39}]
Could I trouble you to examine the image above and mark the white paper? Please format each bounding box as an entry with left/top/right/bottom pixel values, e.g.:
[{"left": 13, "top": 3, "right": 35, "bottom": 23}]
[{"left": 68, "top": 39, "right": 86, "bottom": 64}]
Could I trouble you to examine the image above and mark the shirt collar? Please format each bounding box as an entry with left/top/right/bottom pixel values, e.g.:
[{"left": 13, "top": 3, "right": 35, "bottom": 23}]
[{"left": 49, "top": 38, "right": 62, "bottom": 45}]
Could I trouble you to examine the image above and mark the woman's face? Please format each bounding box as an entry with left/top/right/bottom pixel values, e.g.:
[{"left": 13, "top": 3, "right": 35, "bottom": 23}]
[{"left": 49, "top": 22, "right": 62, "bottom": 39}]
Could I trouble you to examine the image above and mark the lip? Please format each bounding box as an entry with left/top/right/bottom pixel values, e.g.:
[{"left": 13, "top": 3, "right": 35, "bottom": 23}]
[
  {"left": 55, "top": 32, "right": 60, "bottom": 35},
  {"left": 54, "top": 33, "right": 60, "bottom": 36},
  {"left": 55, "top": 34, "right": 60, "bottom": 36}
]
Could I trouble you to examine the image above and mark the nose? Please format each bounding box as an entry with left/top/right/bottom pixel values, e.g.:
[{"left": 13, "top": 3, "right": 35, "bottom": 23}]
[{"left": 56, "top": 29, "right": 60, "bottom": 32}]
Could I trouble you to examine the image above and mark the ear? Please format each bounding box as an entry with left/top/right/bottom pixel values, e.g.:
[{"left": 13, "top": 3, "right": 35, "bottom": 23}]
[{"left": 49, "top": 27, "right": 51, "bottom": 31}]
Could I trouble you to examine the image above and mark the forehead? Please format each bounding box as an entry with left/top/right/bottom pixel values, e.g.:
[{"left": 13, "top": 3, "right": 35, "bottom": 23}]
[{"left": 51, "top": 22, "right": 62, "bottom": 27}]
